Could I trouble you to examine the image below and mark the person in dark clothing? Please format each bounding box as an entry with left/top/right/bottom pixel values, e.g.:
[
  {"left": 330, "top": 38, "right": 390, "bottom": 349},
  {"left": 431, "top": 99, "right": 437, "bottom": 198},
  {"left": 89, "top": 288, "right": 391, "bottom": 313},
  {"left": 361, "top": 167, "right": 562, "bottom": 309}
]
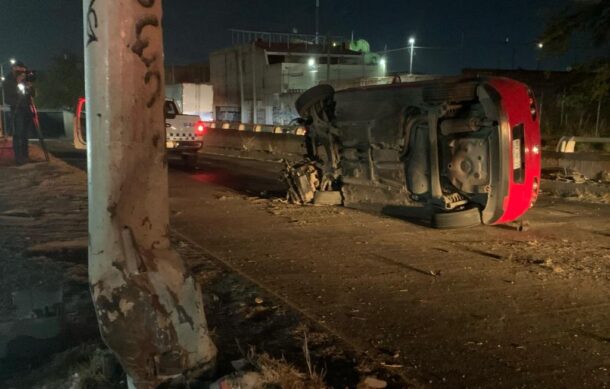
[{"left": 3, "top": 62, "right": 33, "bottom": 165}]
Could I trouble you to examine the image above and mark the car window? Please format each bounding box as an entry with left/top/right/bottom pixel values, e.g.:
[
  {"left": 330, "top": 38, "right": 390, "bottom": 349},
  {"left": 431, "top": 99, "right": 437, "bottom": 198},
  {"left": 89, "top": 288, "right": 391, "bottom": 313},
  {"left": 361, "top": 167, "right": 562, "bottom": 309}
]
[{"left": 164, "top": 101, "right": 177, "bottom": 117}]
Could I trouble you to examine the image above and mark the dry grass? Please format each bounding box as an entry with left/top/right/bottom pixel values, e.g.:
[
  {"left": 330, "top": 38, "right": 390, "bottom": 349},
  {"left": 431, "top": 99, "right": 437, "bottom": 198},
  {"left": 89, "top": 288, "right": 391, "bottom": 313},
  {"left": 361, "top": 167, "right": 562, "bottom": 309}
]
[
  {"left": 252, "top": 352, "right": 328, "bottom": 389},
  {"left": 234, "top": 329, "right": 328, "bottom": 389}
]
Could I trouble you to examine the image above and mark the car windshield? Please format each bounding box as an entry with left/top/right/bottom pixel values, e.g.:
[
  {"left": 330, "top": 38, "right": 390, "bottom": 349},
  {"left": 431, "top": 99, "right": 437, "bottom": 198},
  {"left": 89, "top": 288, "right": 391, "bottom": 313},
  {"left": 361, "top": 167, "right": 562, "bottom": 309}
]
[{"left": 164, "top": 101, "right": 176, "bottom": 116}]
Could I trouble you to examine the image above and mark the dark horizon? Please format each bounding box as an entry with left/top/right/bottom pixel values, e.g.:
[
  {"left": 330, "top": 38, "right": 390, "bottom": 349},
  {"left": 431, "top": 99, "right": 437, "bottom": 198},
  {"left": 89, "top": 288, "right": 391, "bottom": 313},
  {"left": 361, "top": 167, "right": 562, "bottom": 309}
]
[{"left": 0, "top": 0, "right": 599, "bottom": 75}]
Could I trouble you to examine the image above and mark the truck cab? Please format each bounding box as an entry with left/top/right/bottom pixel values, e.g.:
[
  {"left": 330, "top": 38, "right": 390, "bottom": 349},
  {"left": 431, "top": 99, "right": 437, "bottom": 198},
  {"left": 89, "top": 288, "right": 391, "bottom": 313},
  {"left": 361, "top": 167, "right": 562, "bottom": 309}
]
[{"left": 164, "top": 99, "right": 205, "bottom": 168}]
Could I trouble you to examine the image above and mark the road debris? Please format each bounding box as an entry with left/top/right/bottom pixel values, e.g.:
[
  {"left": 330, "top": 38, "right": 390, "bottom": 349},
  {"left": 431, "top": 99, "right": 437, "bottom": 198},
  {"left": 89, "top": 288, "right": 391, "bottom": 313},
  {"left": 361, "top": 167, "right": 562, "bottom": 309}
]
[
  {"left": 357, "top": 376, "right": 388, "bottom": 388},
  {"left": 542, "top": 167, "right": 588, "bottom": 183},
  {"left": 597, "top": 170, "right": 610, "bottom": 183},
  {"left": 283, "top": 160, "right": 319, "bottom": 204}
]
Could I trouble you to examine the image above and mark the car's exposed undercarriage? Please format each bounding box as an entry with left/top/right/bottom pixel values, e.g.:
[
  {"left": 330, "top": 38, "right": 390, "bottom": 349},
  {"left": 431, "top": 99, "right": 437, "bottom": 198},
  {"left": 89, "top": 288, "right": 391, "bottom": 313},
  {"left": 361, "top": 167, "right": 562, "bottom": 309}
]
[{"left": 284, "top": 77, "right": 535, "bottom": 228}]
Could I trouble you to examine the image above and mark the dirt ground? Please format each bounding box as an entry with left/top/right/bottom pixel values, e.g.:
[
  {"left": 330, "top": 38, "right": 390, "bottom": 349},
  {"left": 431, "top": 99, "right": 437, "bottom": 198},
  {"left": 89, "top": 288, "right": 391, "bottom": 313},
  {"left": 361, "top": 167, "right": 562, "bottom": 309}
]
[
  {"left": 0, "top": 147, "right": 404, "bottom": 388},
  {"left": 1, "top": 145, "right": 609, "bottom": 388}
]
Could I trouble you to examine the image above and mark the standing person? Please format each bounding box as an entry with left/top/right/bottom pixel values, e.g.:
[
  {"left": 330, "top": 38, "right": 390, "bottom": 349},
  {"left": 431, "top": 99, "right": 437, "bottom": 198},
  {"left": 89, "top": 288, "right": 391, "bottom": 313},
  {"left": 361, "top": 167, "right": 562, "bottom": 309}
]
[{"left": 4, "top": 61, "right": 34, "bottom": 165}]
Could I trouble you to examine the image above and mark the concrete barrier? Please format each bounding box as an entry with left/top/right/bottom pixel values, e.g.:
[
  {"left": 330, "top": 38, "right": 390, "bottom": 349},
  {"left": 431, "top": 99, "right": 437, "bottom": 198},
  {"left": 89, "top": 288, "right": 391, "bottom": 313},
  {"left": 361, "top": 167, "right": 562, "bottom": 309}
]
[
  {"left": 555, "top": 136, "right": 610, "bottom": 153},
  {"left": 543, "top": 151, "right": 610, "bottom": 179},
  {"left": 203, "top": 121, "right": 306, "bottom": 135},
  {"left": 201, "top": 128, "right": 306, "bottom": 162},
  {"left": 7, "top": 110, "right": 75, "bottom": 139}
]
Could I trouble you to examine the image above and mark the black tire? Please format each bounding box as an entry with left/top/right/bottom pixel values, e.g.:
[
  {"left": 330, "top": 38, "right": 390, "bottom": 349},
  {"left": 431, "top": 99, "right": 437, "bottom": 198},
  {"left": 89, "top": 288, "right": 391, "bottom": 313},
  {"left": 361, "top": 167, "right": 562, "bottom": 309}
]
[
  {"left": 182, "top": 153, "right": 198, "bottom": 169},
  {"left": 295, "top": 84, "right": 335, "bottom": 117},
  {"left": 431, "top": 207, "right": 481, "bottom": 229}
]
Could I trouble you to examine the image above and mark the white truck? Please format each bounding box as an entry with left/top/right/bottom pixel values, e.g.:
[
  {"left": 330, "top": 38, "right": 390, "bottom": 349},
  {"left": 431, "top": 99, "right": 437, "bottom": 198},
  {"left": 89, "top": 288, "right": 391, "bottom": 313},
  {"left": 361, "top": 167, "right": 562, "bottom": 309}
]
[
  {"left": 163, "top": 99, "right": 205, "bottom": 168},
  {"left": 74, "top": 98, "right": 205, "bottom": 168}
]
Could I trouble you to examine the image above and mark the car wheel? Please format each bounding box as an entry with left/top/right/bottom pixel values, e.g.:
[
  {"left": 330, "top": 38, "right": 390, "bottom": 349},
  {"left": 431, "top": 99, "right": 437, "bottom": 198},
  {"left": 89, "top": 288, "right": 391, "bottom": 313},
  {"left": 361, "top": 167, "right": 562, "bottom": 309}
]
[
  {"left": 295, "top": 84, "right": 335, "bottom": 118},
  {"left": 431, "top": 207, "right": 481, "bottom": 229}
]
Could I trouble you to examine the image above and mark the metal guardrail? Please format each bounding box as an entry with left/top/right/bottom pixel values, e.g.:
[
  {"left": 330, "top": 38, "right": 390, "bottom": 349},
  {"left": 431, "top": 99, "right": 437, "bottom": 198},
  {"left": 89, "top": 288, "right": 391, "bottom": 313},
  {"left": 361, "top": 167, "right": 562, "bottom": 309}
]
[
  {"left": 556, "top": 136, "right": 610, "bottom": 153},
  {"left": 204, "top": 121, "right": 306, "bottom": 136}
]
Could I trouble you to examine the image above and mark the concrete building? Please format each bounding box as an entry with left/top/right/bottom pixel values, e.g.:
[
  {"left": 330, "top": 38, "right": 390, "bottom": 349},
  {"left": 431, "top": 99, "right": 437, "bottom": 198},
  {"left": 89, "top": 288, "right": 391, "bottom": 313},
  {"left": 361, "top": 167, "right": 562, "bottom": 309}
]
[{"left": 210, "top": 32, "right": 386, "bottom": 124}]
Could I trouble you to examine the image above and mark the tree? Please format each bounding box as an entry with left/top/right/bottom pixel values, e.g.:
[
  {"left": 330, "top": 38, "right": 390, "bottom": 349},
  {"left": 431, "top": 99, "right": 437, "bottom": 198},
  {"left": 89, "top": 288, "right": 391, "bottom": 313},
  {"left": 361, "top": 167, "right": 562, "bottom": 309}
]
[
  {"left": 35, "top": 52, "right": 84, "bottom": 110},
  {"left": 541, "top": 0, "right": 609, "bottom": 135},
  {"left": 542, "top": 0, "right": 609, "bottom": 54}
]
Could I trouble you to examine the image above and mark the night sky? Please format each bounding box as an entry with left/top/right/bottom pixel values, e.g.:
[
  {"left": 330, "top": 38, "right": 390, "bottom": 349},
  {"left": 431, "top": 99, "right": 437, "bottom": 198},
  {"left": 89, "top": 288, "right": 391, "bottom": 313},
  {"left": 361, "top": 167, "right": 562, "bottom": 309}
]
[{"left": 0, "top": 0, "right": 592, "bottom": 75}]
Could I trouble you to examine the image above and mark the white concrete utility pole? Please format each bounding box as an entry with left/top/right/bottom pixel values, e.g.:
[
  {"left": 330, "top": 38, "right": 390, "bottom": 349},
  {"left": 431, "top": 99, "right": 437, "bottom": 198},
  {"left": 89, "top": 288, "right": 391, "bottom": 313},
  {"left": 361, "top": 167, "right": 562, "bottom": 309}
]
[
  {"left": 82, "top": 1, "right": 217, "bottom": 387},
  {"left": 408, "top": 37, "right": 415, "bottom": 75}
]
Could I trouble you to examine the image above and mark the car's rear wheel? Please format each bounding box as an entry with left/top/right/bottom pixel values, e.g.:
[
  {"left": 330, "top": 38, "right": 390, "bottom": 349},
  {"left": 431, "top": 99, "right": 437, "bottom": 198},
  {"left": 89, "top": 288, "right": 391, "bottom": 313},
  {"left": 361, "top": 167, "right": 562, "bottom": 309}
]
[
  {"left": 431, "top": 207, "right": 481, "bottom": 229},
  {"left": 295, "top": 85, "right": 335, "bottom": 118}
]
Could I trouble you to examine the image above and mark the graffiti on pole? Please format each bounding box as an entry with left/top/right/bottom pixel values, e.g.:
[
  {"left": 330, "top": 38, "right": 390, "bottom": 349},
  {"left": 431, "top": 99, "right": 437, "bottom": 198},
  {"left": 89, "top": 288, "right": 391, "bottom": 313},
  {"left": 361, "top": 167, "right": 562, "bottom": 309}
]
[
  {"left": 130, "top": 1, "right": 162, "bottom": 108},
  {"left": 86, "top": 0, "right": 98, "bottom": 46}
]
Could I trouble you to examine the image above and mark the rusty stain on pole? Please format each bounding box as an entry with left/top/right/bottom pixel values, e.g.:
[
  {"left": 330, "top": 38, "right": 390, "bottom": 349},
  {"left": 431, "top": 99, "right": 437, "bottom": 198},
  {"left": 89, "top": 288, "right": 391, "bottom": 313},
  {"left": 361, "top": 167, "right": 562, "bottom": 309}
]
[{"left": 82, "top": 0, "right": 217, "bottom": 387}]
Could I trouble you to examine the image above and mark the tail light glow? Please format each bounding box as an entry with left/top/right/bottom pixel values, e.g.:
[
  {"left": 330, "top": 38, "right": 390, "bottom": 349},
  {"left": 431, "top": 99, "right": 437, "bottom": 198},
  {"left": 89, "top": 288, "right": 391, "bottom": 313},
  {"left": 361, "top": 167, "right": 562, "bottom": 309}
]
[
  {"left": 195, "top": 121, "right": 206, "bottom": 135},
  {"left": 527, "top": 89, "right": 537, "bottom": 121}
]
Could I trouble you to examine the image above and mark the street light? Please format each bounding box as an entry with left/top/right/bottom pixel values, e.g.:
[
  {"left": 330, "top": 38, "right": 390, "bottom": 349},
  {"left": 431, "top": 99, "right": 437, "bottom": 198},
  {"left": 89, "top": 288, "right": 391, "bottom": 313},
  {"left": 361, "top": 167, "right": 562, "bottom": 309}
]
[
  {"left": 536, "top": 42, "right": 544, "bottom": 70},
  {"left": 408, "top": 37, "right": 415, "bottom": 75}
]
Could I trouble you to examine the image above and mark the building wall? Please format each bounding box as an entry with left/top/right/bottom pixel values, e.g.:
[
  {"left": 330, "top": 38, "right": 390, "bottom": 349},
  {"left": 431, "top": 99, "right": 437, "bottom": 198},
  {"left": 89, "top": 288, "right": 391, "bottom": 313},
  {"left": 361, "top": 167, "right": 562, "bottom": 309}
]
[{"left": 210, "top": 44, "right": 384, "bottom": 125}]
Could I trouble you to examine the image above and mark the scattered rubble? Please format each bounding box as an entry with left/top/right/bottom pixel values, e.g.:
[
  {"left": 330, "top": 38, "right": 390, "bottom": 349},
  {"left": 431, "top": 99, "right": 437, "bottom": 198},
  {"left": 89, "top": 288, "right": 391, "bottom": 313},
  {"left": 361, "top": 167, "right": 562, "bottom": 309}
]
[
  {"left": 358, "top": 376, "right": 388, "bottom": 389},
  {"left": 542, "top": 167, "right": 588, "bottom": 183},
  {"left": 597, "top": 170, "right": 610, "bottom": 183},
  {"left": 541, "top": 168, "right": 610, "bottom": 204},
  {"left": 461, "top": 238, "right": 610, "bottom": 280}
]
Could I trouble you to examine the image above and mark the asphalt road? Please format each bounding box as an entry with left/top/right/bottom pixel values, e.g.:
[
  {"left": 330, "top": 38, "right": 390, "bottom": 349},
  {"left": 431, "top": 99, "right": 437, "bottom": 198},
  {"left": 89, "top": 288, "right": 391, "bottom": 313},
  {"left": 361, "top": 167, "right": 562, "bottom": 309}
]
[
  {"left": 47, "top": 144, "right": 609, "bottom": 388},
  {"left": 169, "top": 153, "right": 610, "bottom": 388}
]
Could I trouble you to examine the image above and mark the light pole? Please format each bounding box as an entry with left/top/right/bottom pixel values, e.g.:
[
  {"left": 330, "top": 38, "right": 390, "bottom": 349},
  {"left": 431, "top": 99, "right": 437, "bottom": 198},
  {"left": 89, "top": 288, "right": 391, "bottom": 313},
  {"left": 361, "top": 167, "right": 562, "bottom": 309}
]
[
  {"left": 408, "top": 37, "right": 415, "bottom": 75},
  {"left": 504, "top": 37, "right": 516, "bottom": 69},
  {"left": 0, "top": 58, "right": 17, "bottom": 101},
  {"left": 0, "top": 58, "right": 16, "bottom": 137},
  {"left": 536, "top": 42, "right": 544, "bottom": 70}
]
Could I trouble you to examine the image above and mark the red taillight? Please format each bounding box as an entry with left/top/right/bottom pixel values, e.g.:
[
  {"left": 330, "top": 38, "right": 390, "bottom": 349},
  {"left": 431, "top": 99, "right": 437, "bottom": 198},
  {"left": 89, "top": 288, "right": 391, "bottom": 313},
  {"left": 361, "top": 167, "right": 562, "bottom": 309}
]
[
  {"left": 195, "top": 121, "right": 205, "bottom": 134},
  {"left": 527, "top": 89, "right": 537, "bottom": 121}
]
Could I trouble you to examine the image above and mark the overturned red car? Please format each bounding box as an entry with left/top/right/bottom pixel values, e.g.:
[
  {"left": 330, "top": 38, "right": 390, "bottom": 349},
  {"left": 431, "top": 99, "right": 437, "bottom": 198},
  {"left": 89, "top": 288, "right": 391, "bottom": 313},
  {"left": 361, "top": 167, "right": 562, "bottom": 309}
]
[{"left": 286, "top": 76, "right": 541, "bottom": 228}]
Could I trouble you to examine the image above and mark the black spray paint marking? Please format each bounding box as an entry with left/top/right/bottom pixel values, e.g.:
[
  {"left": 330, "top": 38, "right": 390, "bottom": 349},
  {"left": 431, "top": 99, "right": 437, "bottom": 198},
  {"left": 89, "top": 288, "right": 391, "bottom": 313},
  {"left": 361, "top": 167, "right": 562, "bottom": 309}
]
[
  {"left": 132, "top": 1, "right": 162, "bottom": 108},
  {"left": 86, "top": 0, "right": 98, "bottom": 46},
  {"left": 144, "top": 71, "right": 161, "bottom": 108},
  {"left": 137, "top": 0, "right": 155, "bottom": 7},
  {"left": 131, "top": 16, "right": 160, "bottom": 67}
]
